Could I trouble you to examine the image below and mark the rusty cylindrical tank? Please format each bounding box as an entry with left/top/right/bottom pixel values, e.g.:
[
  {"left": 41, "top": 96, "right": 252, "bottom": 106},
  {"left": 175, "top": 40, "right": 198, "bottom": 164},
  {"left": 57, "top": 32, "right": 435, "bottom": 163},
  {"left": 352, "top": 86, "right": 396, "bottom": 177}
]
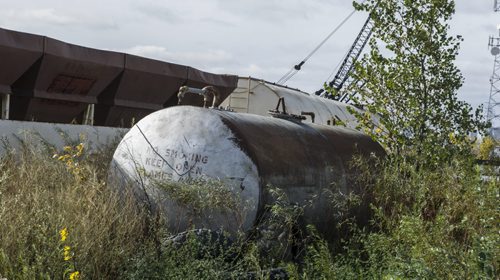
[{"left": 109, "top": 106, "right": 385, "bottom": 242}]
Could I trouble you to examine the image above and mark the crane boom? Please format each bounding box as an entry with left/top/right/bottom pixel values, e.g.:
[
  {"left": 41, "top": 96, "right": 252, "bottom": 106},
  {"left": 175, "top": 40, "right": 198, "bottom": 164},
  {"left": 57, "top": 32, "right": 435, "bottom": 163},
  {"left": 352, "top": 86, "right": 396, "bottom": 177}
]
[
  {"left": 316, "top": 15, "right": 373, "bottom": 101},
  {"left": 331, "top": 16, "right": 373, "bottom": 91}
]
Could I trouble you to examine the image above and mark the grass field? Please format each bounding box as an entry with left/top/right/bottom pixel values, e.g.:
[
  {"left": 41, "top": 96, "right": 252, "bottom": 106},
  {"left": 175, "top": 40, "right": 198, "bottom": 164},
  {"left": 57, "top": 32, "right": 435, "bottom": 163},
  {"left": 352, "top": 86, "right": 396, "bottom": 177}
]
[{"left": 0, "top": 143, "right": 497, "bottom": 279}]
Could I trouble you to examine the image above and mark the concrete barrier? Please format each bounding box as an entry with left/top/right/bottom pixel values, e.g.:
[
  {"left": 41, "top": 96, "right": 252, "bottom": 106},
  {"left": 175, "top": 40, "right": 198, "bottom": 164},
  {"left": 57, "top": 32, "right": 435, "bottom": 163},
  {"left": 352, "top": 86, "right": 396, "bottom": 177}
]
[{"left": 0, "top": 120, "right": 127, "bottom": 157}]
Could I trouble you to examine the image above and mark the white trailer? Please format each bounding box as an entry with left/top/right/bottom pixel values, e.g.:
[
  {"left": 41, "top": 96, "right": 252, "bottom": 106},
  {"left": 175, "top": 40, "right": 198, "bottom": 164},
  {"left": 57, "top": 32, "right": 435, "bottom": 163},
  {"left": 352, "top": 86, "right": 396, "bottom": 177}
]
[{"left": 220, "top": 77, "right": 362, "bottom": 129}]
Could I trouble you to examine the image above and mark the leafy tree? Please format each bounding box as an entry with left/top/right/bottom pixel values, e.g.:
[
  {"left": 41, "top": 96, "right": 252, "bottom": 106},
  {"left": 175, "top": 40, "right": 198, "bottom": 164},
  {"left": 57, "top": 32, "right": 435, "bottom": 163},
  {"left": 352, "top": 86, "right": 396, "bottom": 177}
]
[
  {"left": 478, "top": 136, "right": 496, "bottom": 160},
  {"left": 342, "top": 0, "right": 488, "bottom": 164}
]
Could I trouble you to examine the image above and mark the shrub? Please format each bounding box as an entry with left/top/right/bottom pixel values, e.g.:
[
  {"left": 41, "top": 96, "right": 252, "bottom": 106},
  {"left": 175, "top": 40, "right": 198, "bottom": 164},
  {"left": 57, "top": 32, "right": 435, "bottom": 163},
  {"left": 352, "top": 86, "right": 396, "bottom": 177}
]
[
  {"left": 0, "top": 143, "right": 497, "bottom": 279},
  {"left": 330, "top": 157, "right": 499, "bottom": 279}
]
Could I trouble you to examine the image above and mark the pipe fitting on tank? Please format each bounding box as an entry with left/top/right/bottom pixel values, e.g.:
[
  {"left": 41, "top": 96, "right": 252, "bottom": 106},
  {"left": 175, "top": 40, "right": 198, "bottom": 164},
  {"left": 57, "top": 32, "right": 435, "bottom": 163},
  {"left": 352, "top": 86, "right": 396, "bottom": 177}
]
[
  {"left": 300, "top": 111, "right": 315, "bottom": 123},
  {"left": 268, "top": 97, "right": 306, "bottom": 123},
  {"left": 177, "top": 86, "right": 189, "bottom": 105},
  {"left": 177, "top": 86, "right": 220, "bottom": 108},
  {"left": 202, "top": 86, "right": 220, "bottom": 108}
]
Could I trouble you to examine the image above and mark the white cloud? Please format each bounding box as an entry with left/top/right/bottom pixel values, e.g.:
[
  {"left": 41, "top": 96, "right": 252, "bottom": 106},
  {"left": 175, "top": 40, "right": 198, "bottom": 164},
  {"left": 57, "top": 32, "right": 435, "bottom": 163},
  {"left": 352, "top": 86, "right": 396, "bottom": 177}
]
[
  {"left": 124, "top": 45, "right": 172, "bottom": 59},
  {"left": 243, "top": 64, "right": 264, "bottom": 74},
  {"left": 0, "top": 8, "right": 118, "bottom": 30},
  {"left": 122, "top": 45, "right": 233, "bottom": 67},
  {"left": 22, "top": 8, "right": 75, "bottom": 24},
  {"left": 179, "top": 50, "right": 233, "bottom": 63},
  {"left": 0, "top": 8, "right": 75, "bottom": 25},
  {"left": 212, "top": 0, "right": 347, "bottom": 22}
]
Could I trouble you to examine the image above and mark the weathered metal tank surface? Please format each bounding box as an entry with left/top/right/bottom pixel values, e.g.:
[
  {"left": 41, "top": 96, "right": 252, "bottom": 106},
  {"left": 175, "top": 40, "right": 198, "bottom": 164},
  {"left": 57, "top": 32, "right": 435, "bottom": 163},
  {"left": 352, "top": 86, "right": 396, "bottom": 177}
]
[{"left": 109, "top": 106, "right": 385, "bottom": 241}]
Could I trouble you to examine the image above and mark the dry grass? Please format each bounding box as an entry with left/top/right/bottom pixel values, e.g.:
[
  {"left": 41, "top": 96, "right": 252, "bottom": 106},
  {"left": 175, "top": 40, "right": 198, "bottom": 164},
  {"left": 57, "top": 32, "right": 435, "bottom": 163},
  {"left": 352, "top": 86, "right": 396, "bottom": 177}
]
[
  {"left": 0, "top": 143, "right": 497, "bottom": 279},
  {"left": 0, "top": 144, "right": 277, "bottom": 279},
  {"left": 0, "top": 144, "right": 150, "bottom": 279}
]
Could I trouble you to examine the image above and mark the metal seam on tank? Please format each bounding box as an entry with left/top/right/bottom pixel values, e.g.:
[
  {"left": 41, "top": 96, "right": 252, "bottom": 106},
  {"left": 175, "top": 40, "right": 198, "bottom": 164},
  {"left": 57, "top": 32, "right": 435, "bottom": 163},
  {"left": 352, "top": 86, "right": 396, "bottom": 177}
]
[
  {"left": 215, "top": 112, "right": 266, "bottom": 223},
  {"left": 204, "top": 110, "right": 261, "bottom": 231},
  {"left": 215, "top": 113, "right": 258, "bottom": 165}
]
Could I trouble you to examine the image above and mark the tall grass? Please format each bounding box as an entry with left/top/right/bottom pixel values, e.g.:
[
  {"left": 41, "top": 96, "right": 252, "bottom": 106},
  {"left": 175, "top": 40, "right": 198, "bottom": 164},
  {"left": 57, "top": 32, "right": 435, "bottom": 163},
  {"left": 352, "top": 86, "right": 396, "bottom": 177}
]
[
  {"left": 0, "top": 144, "right": 150, "bottom": 279},
  {"left": 0, "top": 143, "right": 498, "bottom": 279},
  {"left": 0, "top": 144, "right": 289, "bottom": 279},
  {"left": 313, "top": 157, "right": 499, "bottom": 279}
]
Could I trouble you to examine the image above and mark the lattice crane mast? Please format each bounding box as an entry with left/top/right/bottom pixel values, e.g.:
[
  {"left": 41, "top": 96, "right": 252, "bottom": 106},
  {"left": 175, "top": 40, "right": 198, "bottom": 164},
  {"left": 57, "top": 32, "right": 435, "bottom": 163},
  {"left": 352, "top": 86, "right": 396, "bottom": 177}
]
[{"left": 315, "top": 15, "right": 373, "bottom": 102}]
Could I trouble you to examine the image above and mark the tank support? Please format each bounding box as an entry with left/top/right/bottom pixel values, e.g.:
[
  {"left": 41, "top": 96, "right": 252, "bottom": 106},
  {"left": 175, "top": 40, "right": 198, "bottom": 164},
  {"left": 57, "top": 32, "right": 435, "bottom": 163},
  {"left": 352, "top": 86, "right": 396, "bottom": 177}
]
[{"left": 1, "top": 93, "right": 9, "bottom": 120}]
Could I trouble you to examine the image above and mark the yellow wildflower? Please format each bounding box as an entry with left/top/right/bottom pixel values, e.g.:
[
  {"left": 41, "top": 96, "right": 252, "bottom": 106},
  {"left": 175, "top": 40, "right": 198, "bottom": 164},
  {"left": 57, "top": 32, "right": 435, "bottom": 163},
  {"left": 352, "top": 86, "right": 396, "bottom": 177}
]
[
  {"left": 64, "top": 245, "right": 72, "bottom": 261},
  {"left": 448, "top": 132, "right": 457, "bottom": 145},
  {"left": 75, "top": 143, "right": 84, "bottom": 157},
  {"left": 69, "top": 271, "right": 80, "bottom": 280},
  {"left": 375, "top": 127, "right": 382, "bottom": 134},
  {"left": 59, "top": 228, "right": 68, "bottom": 242}
]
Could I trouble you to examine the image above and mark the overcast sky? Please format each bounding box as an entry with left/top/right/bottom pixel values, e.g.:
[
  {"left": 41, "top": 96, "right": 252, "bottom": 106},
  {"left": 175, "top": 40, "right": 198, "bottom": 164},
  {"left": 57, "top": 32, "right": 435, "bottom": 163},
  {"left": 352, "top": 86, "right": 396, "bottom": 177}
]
[{"left": 0, "top": 0, "right": 497, "bottom": 110}]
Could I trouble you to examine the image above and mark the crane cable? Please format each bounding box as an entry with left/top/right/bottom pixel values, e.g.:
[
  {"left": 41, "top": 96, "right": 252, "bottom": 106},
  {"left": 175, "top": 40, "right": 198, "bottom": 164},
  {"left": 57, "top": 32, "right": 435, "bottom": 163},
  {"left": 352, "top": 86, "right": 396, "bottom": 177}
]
[{"left": 276, "top": 6, "right": 360, "bottom": 85}]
